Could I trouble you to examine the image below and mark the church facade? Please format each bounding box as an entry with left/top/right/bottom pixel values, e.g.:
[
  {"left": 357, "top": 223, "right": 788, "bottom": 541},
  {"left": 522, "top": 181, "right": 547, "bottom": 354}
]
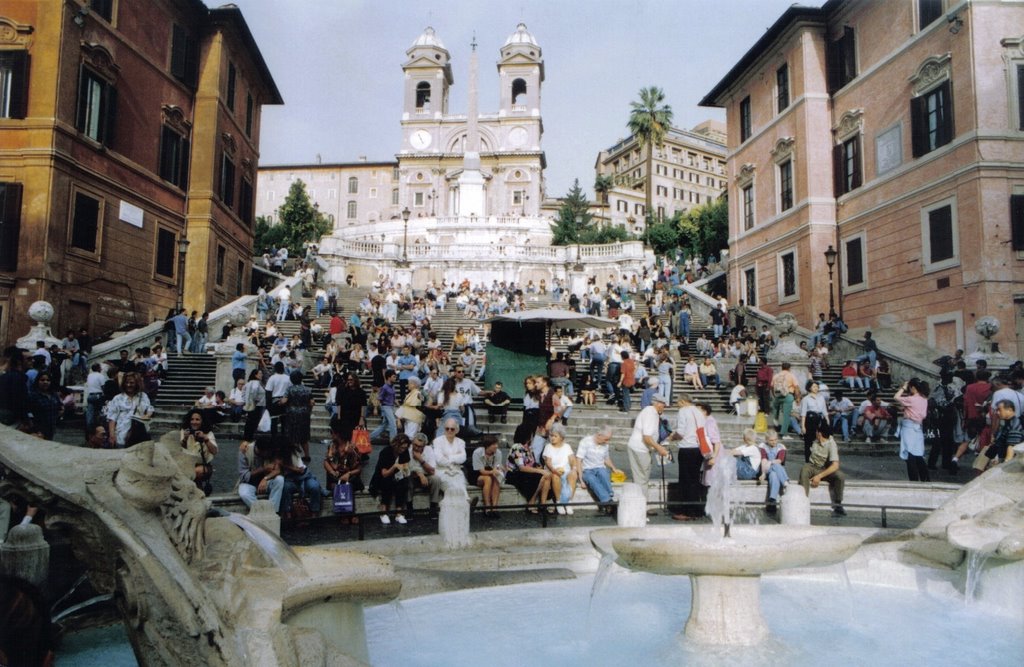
[{"left": 312, "top": 24, "right": 649, "bottom": 289}]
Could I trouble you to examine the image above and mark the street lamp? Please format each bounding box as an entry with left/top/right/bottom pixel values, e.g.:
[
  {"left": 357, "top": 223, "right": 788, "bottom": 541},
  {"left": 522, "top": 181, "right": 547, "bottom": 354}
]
[
  {"left": 400, "top": 206, "right": 411, "bottom": 266},
  {"left": 824, "top": 244, "right": 838, "bottom": 318},
  {"left": 573, "top": 214, "right": 584, "bottom": 271},
  {"left": 176, "top": 236, "right": 190, "bottom": 310}
]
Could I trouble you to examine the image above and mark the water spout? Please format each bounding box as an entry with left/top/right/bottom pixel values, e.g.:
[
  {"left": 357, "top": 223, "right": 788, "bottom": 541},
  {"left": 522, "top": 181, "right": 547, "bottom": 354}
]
[
  {"left": 723, "top": 523, "right": 731, "bottom": 539},
  {"left": 227, "top": 513, "right": 306, "bottom": 575}
]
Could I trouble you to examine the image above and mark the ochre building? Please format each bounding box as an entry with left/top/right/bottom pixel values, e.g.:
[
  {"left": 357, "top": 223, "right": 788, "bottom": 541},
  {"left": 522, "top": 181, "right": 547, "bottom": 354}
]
[{"left": 0, "top": 0, "right": 281, "bottom": 345}]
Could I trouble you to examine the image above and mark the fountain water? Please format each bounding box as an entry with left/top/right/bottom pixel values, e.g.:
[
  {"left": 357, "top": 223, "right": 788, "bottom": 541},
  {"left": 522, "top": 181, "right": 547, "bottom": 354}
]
[{"left": 592, "top": 447, "right": 863, "bottom": 646}]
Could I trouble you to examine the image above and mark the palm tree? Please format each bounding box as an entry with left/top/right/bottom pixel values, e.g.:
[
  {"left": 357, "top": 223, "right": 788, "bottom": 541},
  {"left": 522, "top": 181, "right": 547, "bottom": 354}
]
[
  {"left": 594, "top": 173, "right": 613, "bottom": 229},
  {"left": 627, "top": 86, "right": 673, "bottom": 225}
]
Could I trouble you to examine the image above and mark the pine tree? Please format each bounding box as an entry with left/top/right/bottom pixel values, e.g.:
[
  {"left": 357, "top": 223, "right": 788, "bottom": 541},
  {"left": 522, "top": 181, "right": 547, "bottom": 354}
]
[
  {"left": 550, "top": 179, "right": 593, "bottom": 245},
  {"left": 270, "top": 179, "right": 331, "bottom": 255}
]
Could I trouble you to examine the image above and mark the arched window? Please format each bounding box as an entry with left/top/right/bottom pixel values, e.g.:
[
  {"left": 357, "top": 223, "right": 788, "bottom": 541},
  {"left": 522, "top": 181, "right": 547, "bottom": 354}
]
[
  {"left": 348, "top": 176, "right": 358, "bottom": 194},
  {"left": 415, "top": 81, "right": 431, "bottom": 109},
  {"left": 511, "top": 78, "right": 527, "bottom": 104},
  {"left": 347, "top": 201, "right": 357, "bottom": 219}
]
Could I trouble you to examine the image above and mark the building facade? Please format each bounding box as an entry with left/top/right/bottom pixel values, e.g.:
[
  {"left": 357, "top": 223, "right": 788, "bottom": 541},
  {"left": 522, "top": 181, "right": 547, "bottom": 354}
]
[
  {"left": 594, "top": 121, "right": 727, "bottom": 234},
  {"left": 702, "top": 0, "right": 1024, "bottom": 359},
  {"left": 0, "top": 0, "right": 280, "bottom": 346}
]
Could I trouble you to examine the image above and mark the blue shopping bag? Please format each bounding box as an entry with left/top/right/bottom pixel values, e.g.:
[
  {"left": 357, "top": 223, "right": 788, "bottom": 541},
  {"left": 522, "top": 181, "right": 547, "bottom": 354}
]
[{"left": 332, "top": 482, "right": 354, "bottom": 514}]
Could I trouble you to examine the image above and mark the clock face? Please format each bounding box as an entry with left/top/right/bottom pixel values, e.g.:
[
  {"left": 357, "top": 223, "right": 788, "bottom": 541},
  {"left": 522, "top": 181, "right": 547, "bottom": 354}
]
[
  {"left": 410, "top": 130, "right": 432, "bottom": 150},
  {"left": 508, "top": 126, "right": 527, "bottom": 149}
]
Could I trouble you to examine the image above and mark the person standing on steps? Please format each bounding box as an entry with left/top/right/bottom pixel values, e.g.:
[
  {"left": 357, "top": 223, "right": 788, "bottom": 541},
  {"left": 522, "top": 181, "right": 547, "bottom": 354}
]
[{"left": 668, "top": 393, "right": 707, "bottom": 521}]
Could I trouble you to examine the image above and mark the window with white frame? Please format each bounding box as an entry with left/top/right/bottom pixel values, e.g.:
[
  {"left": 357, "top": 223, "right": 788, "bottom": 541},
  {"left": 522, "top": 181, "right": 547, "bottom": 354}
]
[
  {"left": 842, "top": 232, "right": 867, "bottom": 292},
  {"left": 742, "top": 185, "right": 754, "bottom": 231},
  {"left": 743, "top": 266, "right": 757, "bottom": 307},
  {"left": 414, "top": 191, "right": 424, "bottom": 207},
  {"left": 346, "top": 200, "right": 357, "bottom": 219},
  {"left": 777, "top": 249, "right": 798, "bottom": 302},
  {"left": 778, "top": 159, "right": 793, "bottom": 212},
  {"left": 920, "top": 197, "right": 959, "bottom": 273}
]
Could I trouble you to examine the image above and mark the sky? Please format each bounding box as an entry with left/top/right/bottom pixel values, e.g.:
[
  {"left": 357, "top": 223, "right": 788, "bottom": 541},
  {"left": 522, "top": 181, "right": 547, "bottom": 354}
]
[{"left": 228, "top": 0, "right": 805, "bottom": 198}]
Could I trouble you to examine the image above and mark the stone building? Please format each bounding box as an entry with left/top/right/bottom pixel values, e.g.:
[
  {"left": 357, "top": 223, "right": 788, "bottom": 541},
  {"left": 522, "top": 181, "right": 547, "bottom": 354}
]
[
  {"left": 594, "top": 121, "right": 727, "bottom": 234},
  {"left": 701, "top": 0, "right": 1024, "bottom": 359},
  {"left": 0, "top": 0, "right": 280, "bottom": 345}
]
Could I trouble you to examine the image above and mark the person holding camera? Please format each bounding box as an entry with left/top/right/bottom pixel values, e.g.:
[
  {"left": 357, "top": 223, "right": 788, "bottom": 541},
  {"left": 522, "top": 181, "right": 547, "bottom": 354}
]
[{"left": 180, "top": 408, "right": 218, "bottom": 495}]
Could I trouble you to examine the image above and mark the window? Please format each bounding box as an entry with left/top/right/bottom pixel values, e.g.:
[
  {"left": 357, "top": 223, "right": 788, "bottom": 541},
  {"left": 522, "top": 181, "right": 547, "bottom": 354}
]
[
  {"left": 369, "top": 187, "right": 377, "bottom": 199},
  {"left": 347, "top": 201, "right": 357, "bottom": 219},
  {"left": 414, "top": 191, "right": 424, "bottom": 206},
  {"left": 778, "top": 159, "right": 793, "bottom": 211},
  {"left": 170, "top": 24, "right": 198, "bottom": 87},
  {"left": 920, "top": 199, "right": 959, "bottom": 272},
  {"left": 512, "top": 190, "right": 523, "bottom": 205},
  {"left": 158, "top": 125, "right": 189, "bottom": 189},
  {"left": 70, "top": 191, "right": 102, "bottom": 254},
  {"left": 834, "top": 135, "right": 862, "bottom": 196},
  {"left": 511, "top": 78, "right": 527, "bottom": 104},
  {"left": 226, "top": 63, "right": 236, "bottom": 111},
  {"left": 779, "top": 250, "right": 797, "bottom": 301},
  {"left": 911, "top": 81, "right": 953, "bottom": 157},
  {"left": 739, "top": 96, "right": 752, "bottom": 142},
  {"left": 393, "top": 166, "right": 400, "bottom": 180},
  {"left": 776, "top": 64, "right": 789, "bottom": 113},
  {"left": 1012, "top": 194, "right": 1024, "bottom": 252},
  {"left": 391, "top": 188, "right": 399, "bottom": 205},
  {"left": 219, "top": 154, "right": 235, "bottom": 208},
  {"left": 239, "top": 178, "right": 254, "bottom": 225},
  {"left": 843, "top": 234, "right": 866, "bottom": 290},
  {"left": 826, "top": 26, "right": 857, "bottom": 93},
  {"left": 0, "top": 52, "right": 29, "bottom": 119},
  {"left": 744, "top": 266, "right": 757, "bottom": 307},
  {"left": 1017, "top": 64, "right": 1024, "bottom": 131},
  {"left": 415, "top": 81, "right": 431, "bottom": 108},
  {"left": 236, "top": 260, "right": 245, "bottom": 296},
  {"left": 617, "top": 200, "right": 627, "bottom": 213},
  {"left": 76, "top": 68, "right": 116, "bottom": 145},
  {"left": 742, "top": 185, "right": 754, "bottom": 230},
  {"left": 347, "top": 177, "right": 358, "bottom": 194},
  {"left": 0, "top": 182, "right": 22, "bottom": 271},
  {"left": 919, "top": 0, "right": 943, "bottom": 30},
  {"left": 216, "top": 245, "right": 225, "bottom": 285},
  {"left": 90, "top": 0, "right": 114, "bottom": 22},
  {"left": 155, "top": 228, "right": 176, "bottom": 278},
  {"left": 245, "top": 93, "right": 254, "bottom": 136}
]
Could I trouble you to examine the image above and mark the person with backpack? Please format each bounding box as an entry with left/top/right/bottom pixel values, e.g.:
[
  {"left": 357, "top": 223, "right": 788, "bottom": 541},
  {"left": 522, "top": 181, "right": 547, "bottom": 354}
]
[
  {"left": 771, "top": 362, "right": 800, "bottom": 438},
  {"left": 926, "top": 370, "right": 961, "bottom": 472},
  {"left": 755, "top": 359, "right": 774, "bottom": 414}
]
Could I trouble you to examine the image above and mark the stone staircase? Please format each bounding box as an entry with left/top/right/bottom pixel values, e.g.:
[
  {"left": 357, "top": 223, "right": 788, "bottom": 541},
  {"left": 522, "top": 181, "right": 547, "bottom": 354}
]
[{"left": 144, "top": 283, "right": 899, "bottom": 456}]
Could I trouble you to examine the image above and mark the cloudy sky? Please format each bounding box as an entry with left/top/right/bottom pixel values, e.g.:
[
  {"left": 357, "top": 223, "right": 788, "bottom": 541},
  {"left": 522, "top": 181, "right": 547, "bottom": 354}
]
[{"left": 228, "top": 0, "right": 804, "bottom": 197}]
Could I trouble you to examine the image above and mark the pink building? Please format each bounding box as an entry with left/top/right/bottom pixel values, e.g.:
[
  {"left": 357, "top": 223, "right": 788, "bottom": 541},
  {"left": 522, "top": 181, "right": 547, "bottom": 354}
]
[{"left": 701, "top": 0, "right": 1024, "bottom": 359}]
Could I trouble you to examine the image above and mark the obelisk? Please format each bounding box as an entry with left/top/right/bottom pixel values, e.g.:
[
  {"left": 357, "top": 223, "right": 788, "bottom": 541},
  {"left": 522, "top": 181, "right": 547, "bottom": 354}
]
[{"left": 457, "top": 34, "right": 486, "bottom": 218}]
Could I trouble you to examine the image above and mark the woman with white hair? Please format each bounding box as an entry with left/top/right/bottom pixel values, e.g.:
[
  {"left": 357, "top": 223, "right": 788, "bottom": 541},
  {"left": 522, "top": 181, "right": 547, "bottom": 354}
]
[{"left": 542, "top": 423, "right": 578, "bottom": 515}]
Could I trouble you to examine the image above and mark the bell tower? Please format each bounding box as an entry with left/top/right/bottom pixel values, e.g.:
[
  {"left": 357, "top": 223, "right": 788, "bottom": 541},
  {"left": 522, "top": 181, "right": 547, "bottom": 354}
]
[
  {"left": 402, "top": 27, "right": 452, "bottom": 152},
  {"left": 497, "top": 23, "right": 543, "bottom": 118}
]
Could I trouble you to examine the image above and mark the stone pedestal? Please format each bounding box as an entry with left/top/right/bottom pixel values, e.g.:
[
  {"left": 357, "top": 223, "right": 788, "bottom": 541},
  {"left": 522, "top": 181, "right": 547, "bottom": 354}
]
[
  {"left": 248, "top": 500, "right": 281, "bottom": 537},
  {"left": 569, "top": 271, "right": 588, "bottom": 300},
  {"left": 617, "top": 483, "right": 647, "bottom": 528},
  {"left": 439, "top": 495, "right": 470, "bottom": 549},
  {"left": 0, "top": 522, "right": 50, "bottom": 588},
  {"left": 781, "top": 485, "right": 811, "bottom": 525},
  {"left": 686, "top": 575, "right": 769, "bottom": 646},
  {"left": 15, "top": 301, "right": 63, "bottom": 352},
  {"left": 394, "top": 266, "right": 412, "bottom": 289}
]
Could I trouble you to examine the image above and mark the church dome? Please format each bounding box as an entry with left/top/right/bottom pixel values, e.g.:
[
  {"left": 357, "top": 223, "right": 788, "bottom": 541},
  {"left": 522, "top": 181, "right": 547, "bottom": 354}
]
[
  {"left": 411, "top": 26, "right": 446, "bottom": 50},
  {"left": 503, "top": 23, "right": 538, "bottom": 47}
]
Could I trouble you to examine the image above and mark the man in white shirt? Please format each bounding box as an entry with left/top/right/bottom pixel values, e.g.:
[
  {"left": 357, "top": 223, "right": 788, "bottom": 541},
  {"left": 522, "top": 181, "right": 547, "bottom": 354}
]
[
  {"left": 454, "top": 367, "right": 487, "bottom": 434},
  {"left": 432, "top": 418, "right": 468, "bottom": 499},
  {"left": 668, "top": 393, "right": 706, "bottom": 521},
  {"left": 576, "top": 426, "right": 622, "bottom": 508},
  {"left": 84, "top": 362, "right": 107, "bottom": 429},
  {"left": 408, "top": 433, "right": 441, "bottom": 517},
  {"left": 264, "top": 362, "right": 292, "bottom": 435},
  {"left": 626, "top": 396, "right": 670, "bottom": 492},
  {"left": 276, "top": 287, "right": 291, "bottom": 321}
]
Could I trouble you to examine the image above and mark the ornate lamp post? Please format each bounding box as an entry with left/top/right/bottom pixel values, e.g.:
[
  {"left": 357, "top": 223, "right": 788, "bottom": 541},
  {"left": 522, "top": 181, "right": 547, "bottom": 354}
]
[
  {"left": 574, "top": 215, "right": 584, "bottom": 271},
  {"left": 400, "top": 206, "right": 411, "bottom": 266},
  {"left": 176, "top": 236, "right": 190, "bottom": 310},
  {"left": 824, "top": 244, "right": 838, "bottom": 318}
]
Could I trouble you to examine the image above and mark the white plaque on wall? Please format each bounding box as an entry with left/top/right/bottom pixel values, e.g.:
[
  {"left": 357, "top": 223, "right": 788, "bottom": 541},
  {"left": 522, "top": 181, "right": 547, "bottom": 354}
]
[
  {"left": 119, "top": 200, "right": 144, "bottom": 228},
  {"left": 875, "top": 124, "right": 902, "bottom": 176}
]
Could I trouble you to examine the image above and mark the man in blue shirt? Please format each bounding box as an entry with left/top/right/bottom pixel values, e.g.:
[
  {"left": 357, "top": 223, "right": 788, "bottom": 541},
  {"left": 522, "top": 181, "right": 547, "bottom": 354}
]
[
  {"left": 172, "top": 309, "right": 190, "bottom": 356},
  {"left": 231, "top": 343, "right": 248, "bottom": 381},
  {"left": 370, "top": 370, "right": 398, "bottom": 443}
]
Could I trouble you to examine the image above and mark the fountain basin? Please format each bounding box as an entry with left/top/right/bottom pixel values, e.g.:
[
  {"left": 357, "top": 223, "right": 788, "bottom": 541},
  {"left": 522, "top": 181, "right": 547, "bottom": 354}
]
[
  {"left": 592, "top": 525, "right": 864, "bottom": 646},
  {"left": 592, "top": 525, "right": 864, "bottom": 576}
]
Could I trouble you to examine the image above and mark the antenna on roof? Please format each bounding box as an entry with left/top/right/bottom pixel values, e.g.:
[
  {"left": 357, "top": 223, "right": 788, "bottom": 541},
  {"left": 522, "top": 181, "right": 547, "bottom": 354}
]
[{"left": 471, "top": 31, "right": 477, "bottom": 51}]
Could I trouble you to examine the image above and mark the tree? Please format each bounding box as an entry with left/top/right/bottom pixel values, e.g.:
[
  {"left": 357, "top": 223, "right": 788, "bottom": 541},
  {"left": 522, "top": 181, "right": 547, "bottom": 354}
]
[
  {"left": 594, "top": 173, "right": 614, "bottom": 228},
  {"left": 550, "top": 179, "right": 593, "bottom": 245},
  {"left": 673, "top": 196, "right": 729, "bottom": 262},
  {"left": 257, "top": 179, "right": 331, "bottom": 256},
  {"left": 641, "top": 215, "right": 679, "bottom": 256},
  {"left": 627, "top": 86, "right": 673, "bottom": 224},
  {"left": 579, "top": 224, "right": 633, "bottom": 244}
]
